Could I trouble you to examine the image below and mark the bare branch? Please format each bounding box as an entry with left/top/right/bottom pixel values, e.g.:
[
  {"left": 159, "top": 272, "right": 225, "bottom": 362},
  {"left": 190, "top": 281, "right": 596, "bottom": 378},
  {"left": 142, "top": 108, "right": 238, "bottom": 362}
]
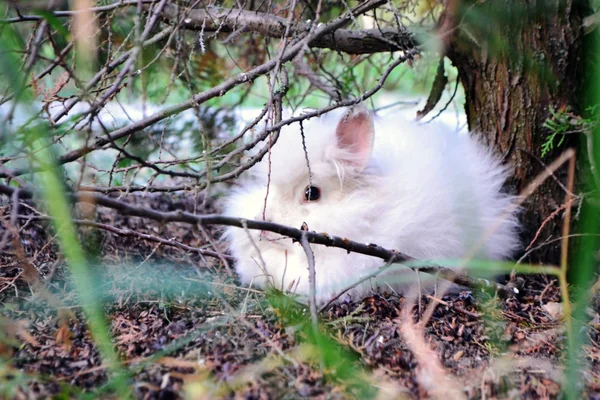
[
  {"left": 0, "top": 0, "right": 160, "bottom": 23},
  {"left": 49, "top": 25, "right": 174, "bottom": 123},
  {"left": 0, "top": 183, "right": 515, "bottom": 297},
  {"left": 15, "top": 214, "right": 231, "bottom": 261},
  {"left": 1, "top": 1, "right": 416, "bottom": 54},
  {"left": 158, "top": 4, "right": 416, "bottom": 55}
]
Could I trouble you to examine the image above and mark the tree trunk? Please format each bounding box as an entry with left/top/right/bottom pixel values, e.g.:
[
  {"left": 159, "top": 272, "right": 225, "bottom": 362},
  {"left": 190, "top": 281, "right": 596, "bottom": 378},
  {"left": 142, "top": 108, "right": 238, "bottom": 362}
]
[{"left": 446, "top": 0, "right": 586, "bottom": 263}]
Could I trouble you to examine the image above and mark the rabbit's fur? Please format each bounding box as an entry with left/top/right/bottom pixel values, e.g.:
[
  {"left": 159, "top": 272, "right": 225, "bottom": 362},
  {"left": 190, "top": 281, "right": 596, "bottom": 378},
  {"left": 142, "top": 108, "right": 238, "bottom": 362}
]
[{"left": 223, "top": 106, "right": 520, "bottom": 304}]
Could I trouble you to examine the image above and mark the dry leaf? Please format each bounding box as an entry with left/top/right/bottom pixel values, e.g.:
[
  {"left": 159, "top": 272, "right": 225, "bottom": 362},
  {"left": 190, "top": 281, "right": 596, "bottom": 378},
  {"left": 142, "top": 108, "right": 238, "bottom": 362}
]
[{"left": 542, "top": 302, "right": 564, "bottom": 321}]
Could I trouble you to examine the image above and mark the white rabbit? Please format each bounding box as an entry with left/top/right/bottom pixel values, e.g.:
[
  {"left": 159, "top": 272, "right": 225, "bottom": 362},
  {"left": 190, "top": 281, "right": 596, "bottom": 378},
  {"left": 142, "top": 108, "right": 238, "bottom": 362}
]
[{"left": 222, "top": 105, "right": 520, "bottom": 304}]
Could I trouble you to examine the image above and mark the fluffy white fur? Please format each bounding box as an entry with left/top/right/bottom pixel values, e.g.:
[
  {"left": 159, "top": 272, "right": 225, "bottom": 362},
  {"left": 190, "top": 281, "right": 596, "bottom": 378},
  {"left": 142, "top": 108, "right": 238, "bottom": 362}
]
[{"left": 222, "top": 106, "right": 520, "bottom": 304}]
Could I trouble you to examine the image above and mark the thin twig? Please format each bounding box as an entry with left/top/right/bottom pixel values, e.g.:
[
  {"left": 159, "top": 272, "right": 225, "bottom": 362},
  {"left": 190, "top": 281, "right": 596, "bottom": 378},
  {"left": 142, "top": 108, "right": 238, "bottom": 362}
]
[
  {"left": 6, "top": 20, "right": 48, "bottom": 122},
  {"left": 49, "top": 25, "right": 174, "bottom": 123},
  {"left": 0, "top": 0, "right": 160, "bottom": 23},
  {"left": 299, "top": 230, "right": 318, "bottom": 329},
  {"left": 517, "top": 233, "right": 600, "bottom": 264},
  {"left": 525, "top": 197, "right": 579, "bottom": 252},
  {"left": 16, "top": 214, "right": 231, "bottom": 261}
]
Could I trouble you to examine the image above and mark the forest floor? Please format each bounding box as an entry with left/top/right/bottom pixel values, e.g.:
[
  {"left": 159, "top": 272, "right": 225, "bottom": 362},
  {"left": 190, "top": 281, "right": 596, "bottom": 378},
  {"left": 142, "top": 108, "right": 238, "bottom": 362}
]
[{"left": 1, "top": 193, "right": 599, "bottom": 399}]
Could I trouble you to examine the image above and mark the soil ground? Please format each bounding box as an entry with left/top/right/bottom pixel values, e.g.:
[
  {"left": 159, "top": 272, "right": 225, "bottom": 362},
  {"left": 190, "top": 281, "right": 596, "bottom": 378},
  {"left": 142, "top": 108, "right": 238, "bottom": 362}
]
[{"left": 1, "top": 193, "right": 599, "bottom": 399}]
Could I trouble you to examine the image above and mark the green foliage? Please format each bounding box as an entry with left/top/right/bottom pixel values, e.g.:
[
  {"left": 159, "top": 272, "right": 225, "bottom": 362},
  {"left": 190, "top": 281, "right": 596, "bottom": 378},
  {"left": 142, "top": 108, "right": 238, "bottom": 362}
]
[
  {"left": 542, "top": 106, "right": 595, "bottom": 158},
  {"left": 541, "top": 109, "right": 569, "bottom": 157}
]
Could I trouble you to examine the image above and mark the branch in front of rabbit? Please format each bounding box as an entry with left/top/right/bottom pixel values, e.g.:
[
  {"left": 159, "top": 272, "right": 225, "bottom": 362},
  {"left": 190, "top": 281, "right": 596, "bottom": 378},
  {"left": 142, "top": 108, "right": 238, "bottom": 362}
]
[{"left": 0, "top": 183, "right": 517, "bottom": 301}]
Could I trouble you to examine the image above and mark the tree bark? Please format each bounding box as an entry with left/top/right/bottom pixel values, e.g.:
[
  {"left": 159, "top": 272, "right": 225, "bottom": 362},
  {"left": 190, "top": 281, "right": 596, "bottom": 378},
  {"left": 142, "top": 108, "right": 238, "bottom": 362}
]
[{"left": 446, "top": 0, "right": 586, "bottom": 263}]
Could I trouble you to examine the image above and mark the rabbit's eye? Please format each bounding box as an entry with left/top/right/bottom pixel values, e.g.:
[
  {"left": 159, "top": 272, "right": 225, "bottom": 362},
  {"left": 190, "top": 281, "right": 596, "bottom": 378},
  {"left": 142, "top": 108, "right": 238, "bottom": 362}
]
[{"left": 304, "top": 185, "right": 321, "bottom": 202}]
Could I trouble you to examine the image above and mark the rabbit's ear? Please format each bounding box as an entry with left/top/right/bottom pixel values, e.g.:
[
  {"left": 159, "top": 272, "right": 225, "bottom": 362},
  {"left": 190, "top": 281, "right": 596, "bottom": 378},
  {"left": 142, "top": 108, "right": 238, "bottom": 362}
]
[{"left": 335, "top": 105, "right": 374, "bottom": 170}]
